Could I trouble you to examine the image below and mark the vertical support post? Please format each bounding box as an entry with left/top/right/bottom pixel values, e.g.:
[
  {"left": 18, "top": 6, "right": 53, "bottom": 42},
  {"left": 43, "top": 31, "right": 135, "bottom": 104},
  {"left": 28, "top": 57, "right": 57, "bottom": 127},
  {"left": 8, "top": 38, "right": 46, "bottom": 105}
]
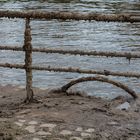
[{"left": 23, "top": 18, "right": 34, "bottom": 103}]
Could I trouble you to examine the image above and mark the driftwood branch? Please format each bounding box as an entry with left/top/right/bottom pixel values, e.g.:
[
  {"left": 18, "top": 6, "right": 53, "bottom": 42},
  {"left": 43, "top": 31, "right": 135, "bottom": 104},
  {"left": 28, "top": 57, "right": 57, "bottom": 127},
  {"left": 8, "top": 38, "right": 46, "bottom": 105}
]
[
  {"left": 60, "top": 76, "right": 138, "bottom": 99},
  {"left": 0, "top": 63, "right": 140, "bottom": 78},
  {"left": 0, "top": 10, "right": 139, "bottom": 22},
  {"left": 0, "top": 46, "right": 140, "bottom": 59}
]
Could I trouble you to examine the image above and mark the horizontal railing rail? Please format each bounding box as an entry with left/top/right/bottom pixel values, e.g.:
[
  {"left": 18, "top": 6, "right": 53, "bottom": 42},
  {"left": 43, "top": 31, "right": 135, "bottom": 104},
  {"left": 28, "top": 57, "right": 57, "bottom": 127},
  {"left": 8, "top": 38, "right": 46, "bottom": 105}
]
[
  {"left": 0, "top": 10, "right": 140, "bottom": 22},
  {"left": 0, "top": 63, "right": 140, "bottom": 78},
  {"left": 0, "top": 46, "right": 140, "bottom": 59}
]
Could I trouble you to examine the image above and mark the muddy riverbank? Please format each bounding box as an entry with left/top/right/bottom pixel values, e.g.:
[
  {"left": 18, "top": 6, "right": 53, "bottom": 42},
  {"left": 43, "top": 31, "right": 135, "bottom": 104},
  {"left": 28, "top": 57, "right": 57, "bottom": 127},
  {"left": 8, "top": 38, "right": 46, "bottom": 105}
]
[{"left": 0, "top": 85, "right": 140, "bottom": 140}]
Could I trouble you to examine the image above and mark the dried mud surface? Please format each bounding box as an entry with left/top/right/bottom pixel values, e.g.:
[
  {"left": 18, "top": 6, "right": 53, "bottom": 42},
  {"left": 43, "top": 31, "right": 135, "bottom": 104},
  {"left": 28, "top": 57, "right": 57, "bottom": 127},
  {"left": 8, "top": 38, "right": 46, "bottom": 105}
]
[{"left": 0, "top": 85, "right": 140, "bottom": 140}]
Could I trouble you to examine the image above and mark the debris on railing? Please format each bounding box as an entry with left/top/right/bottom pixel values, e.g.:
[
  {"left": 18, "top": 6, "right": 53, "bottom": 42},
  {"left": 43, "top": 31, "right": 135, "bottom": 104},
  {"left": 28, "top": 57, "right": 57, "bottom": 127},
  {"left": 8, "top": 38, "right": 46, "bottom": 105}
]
[
  {"left": 0, "top": 63, "right": 24, "bottom": 69},
  {"left": 0, "top": 46, "right": 140, "bottom": 59},
  {"left": 0, "top": 10, "right": 140, "bottom": 22},
  {"left": 23, "top": 18, "right": 34, "bottom": 103},
  {"left": 60, "top": 75, "right": 138, "bottom": 99},
  {"left": 0, "top": 63, "right": 140, "bottom": 78}
]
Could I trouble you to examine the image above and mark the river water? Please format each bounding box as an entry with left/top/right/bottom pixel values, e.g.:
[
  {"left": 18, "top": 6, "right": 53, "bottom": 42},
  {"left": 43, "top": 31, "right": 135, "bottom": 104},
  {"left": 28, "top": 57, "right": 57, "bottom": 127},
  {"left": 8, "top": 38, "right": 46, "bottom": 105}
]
[{"left": 0, "top": 0, "right": 140, "bottom": 99}]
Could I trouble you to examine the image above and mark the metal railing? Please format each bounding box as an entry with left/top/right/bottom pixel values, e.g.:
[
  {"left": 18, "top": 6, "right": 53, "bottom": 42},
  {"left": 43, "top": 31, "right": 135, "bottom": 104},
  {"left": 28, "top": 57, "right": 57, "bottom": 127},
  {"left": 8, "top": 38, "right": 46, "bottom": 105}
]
[{"left": 0, "top": 10, "right": 140, "bottom": 102}]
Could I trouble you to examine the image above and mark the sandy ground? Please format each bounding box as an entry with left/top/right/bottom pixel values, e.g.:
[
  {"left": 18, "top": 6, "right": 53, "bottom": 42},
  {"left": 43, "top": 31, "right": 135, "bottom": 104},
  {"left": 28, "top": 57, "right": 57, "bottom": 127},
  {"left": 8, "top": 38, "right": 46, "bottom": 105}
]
[{"left": 0, "top": 85, "right": 140, "bottom": 140}]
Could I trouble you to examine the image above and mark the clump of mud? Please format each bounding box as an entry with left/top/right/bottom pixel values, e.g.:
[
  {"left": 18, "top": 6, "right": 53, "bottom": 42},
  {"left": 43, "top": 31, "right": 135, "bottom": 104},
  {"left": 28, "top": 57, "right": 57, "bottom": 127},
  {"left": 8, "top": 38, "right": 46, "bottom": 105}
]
[{"left": 0, "top": 121, "right": 26, "bottom": 140}]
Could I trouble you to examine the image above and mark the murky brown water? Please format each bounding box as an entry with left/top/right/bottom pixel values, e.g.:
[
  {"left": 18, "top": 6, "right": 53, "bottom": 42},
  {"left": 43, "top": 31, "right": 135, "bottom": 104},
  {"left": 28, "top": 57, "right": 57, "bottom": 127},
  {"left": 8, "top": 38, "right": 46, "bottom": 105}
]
[{"left": 0, "top": 0, "right": 140, "bottom": 99}]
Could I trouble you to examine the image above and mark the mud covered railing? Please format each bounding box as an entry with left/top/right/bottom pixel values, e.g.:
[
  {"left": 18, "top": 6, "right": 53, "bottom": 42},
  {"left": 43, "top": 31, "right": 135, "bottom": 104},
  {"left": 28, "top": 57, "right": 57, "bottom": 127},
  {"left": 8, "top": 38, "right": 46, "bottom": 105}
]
[
  {"left": 0, "top": 10, "right": 140, "bottom": 102},
  {"left": 0, "top": 63, "right": 140, "bottom": 78},
  {"left": 0, "top": 10, "right": 140, "bottom": 22},
  {"left": 23, "top": 18, "right": 34, "bottom": 103},
  {"left": 0, "top": 46, "right": 140, "bottom": 60}
]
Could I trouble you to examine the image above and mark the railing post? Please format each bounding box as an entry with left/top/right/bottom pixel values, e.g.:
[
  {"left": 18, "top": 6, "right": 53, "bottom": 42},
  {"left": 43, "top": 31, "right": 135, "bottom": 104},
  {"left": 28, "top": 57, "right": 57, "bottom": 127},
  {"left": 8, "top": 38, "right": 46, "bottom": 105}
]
[{"left": 23, "top": 18, "right": 34, "bottom": 103}]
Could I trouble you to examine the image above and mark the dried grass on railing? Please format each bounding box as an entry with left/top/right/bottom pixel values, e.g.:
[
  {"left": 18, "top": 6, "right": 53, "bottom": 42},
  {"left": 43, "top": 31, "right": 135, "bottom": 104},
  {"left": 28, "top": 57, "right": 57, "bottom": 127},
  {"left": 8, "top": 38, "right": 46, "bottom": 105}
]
[
  {"left": 0, "top": 10, "right": 139, "bottom": 22},
  {"left": 0, "top": 46, "right": 140, "bottom": 60},
  {"left": 60, "top": 76, "right": 138, "bottom": 99},
  {"left": 0, "top": 63, "right": 140, "bottom": 78}
]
